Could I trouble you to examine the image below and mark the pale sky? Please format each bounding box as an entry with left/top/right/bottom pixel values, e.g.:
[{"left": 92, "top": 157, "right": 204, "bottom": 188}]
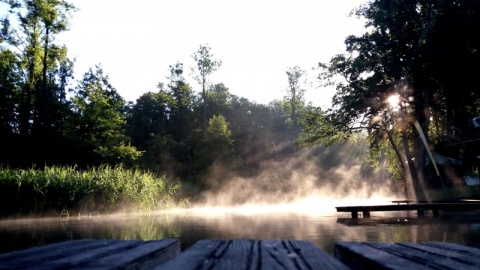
[{"left": 58, "top": 0, "right": 368, "bottom": 108}]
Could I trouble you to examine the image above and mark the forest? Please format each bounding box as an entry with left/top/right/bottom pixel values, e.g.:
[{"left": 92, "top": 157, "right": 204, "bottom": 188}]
[{"left": 1, "top": 0, "right": 480, "bottom": 216}]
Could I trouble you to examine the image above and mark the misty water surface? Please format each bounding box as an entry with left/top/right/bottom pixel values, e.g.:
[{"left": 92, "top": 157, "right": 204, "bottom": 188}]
[{"left": 1, "top": 205, "right": 480, "bottom": 255}]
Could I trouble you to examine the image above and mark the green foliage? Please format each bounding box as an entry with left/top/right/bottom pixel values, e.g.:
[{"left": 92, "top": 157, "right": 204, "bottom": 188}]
[
  {"left": 191, "top": 44, "right": 222, "bottom": 134},
  {"left": 367, "top": 132, "right": 404, "bottom": 182},
  {"left": 0, "top": 49, "right": 20, "bottom": 135},
  {"left": 309, "top": 0, "right": 480, "bottom": 196},
  {"left": 126, "top": 92, "right": 169, "bottom": 148},
  {"left": 0, "top": 165, "right": 181, "bottom": 217},
  {"left": 208, "top": 83, "right": 231, "bottom": 117},
  {"left": 71, "top": 66, "right": 142, "bottom": 165},
  {"left": 207, "top": 115, "right": 233, "bottom": 142},
  {"left": 0, "top": 0, "right": 77, "bottom": 165},
  {"left": 298, "top": 106, "right": 350, "bottom": 147},
  {"left": 197, "top": 114, "right": 236, "bottom": 167},
  {"left": 191, "top": 44, "right": 222, "bottom": 87}
]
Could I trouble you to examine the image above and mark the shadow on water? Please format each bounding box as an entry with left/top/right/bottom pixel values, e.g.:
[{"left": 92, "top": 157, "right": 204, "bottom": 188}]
[{"left": 1, "top": 208, "right": 480, "bottom": 255}]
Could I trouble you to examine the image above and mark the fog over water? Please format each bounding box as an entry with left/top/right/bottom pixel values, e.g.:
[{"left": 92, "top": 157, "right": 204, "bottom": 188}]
[
  {"left": 2, "top": 145, "right": 480, "bottom": 255},
  {"left": 2, "top": 204, "right": 480, "bottom": 255},
  {"left": 196, "top": 143, "right": 402, "bottom": 207}
]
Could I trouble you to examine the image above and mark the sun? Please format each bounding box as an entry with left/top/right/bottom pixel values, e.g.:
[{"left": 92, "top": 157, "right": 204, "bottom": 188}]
[{"left": 387, "top": 94, "right": 400, "bottom": 110}]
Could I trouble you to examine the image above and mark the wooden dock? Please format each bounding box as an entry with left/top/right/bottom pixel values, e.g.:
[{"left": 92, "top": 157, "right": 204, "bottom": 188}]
[
  {"left": 336, "top": 202, "right": 480, "bottom": 218},
  {"left": 335, "top": 241, "right": 480, "bottom": 270},
  {"left": 157, "top": 239, "right": 348, "bottom": 269},
  {"left": 1, "top": 239, "right": 480, "bottom": 269},
  {"left": 0, "top": 239, "right": 180, "bottom": 269}
]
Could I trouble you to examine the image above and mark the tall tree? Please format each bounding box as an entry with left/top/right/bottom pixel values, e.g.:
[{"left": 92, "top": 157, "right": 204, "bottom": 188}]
[
  {"left": 71, "top": 66, "right": 141, "bottom": 166},
  {"left": 0, "top": 0, "right": 76, "bottom": 164},
  {"left": 207, "top": 83, "right": 232, "bottom": 118},
  {"left": 308, "top": 0, "right": 480, "bottom": 199},
  {"left": 0, "top": 49, "right": 20, "bottom": 136},
  {"left": 207, "top": 114, "right": 235, "bottom": 160},
  {"left": 195, "top": 114, "right": 236, "bottom": 179},
  {"left": 161, "top": 62, "right": 195, "bottom": 172},
  {"left": 191, "top": 44, "right": 222, "bottom": 136},
  {"left": 284, "top": 66, "right": 306, "bottom": 149},
  {"left": 125, "top": 91, "right": 173, "bottom": 174}
]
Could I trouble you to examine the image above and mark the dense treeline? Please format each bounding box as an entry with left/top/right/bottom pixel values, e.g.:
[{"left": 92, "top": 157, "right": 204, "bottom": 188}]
[
  {"left": 0, "top": 0, "right": 318, "bottom": 207},
  {"left": 2, "top": 0, "right": 478, "bottom": 212}
]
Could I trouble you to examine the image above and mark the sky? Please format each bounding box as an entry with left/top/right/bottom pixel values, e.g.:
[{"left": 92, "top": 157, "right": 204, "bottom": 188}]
[{"left": 58, "top": 0, "right": 368, "bottom": 108}]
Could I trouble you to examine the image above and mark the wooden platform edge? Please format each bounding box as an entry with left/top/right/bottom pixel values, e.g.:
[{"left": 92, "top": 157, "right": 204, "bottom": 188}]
[
  {"left": 336, "top": 202, "right": 480, "bottom": 218},
  {"left": 155, "top": 239, "right": 350, "bottom": 270},
  {"left": 3, "top": 239, "right": 480, "bottom": 270},
  {"left": 334, "top": 241, "right": 480, "bottom": 270},
  {"left": 0, "top": 239, "right": 181, "bottom": 269}
]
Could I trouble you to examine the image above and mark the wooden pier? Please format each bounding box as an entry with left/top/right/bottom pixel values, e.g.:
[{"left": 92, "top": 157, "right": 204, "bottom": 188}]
[
  {"left": 0, "top": 239, "right": 180, "bottom": 269},
  {"left": 158, "top": 239, "right": 348, "bottom": 269},
  {"left": 335, "top": 241, "right": 480, "bottom": 270},
  {"left": 336, "top": 202, "right": 480, "bottom": 218},
  {"left": 1, "top": 239, "right": 480, "bottom": 269}
]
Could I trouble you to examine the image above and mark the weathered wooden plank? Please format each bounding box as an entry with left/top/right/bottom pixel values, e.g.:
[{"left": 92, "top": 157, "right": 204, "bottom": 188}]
[
  {"left": 334, "top": 242, "right": 432, "bottom": 270},
  {"left": 154, "top": 239, "right": 229, "bottom": 269},
  {"left": 285, "top": 240, "right": 349, "bottom": 269},
  {"left": 399, "top": 242, "right": 480, "bottom": 268},
  {"left": 0, "top": 239, "right": 93, "bottom": 260},
  {"left": 260, "top": 240, "right": 302, "bottom": 269},
  {"left": 0, "top": 240, "right": 125, "bottom": 268},
  {"left": 423, "top": 242, "right": 480, "bottom": 257},
  {"left": 83, "top": 239, "right": 180, "bottom": 269},
  {"left": 156, "top": 239, "right": 349, "bottom": 270},
  {"left": 0, "top": 239, "right": 180, "bottom": 270},
  {"left": 367, "top": 242, "right": 479, "bottom": 269},
  {"left": 45, "top": 241, "right": 145, "bottom": 269},
  {"left": 335, "top": 241, "right": 480, "bottom": 270},
  {"left": 210, "top": 239, "right": 260, "bottom": 269}
]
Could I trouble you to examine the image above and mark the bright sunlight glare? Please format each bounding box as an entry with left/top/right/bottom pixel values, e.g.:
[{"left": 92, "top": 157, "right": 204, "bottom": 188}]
[{"left": 387, "top": 94, "right": 400, "bottom": 111}]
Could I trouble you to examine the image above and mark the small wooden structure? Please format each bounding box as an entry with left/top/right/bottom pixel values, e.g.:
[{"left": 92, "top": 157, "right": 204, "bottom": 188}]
[
  {"left": 2, "top": 239, "right": 480, "bottom": 269},
  {"left": 335, "top": 241, "right": 480, "bottom": 270},
  {"left": 336, "top": 202, "right": 480, "bottom": 218}
]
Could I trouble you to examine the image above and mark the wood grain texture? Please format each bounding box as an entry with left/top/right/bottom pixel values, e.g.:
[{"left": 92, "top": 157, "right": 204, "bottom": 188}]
[
  {"left": 156, "top": 239, "right": 349, "bottom": 270},
  {"left": 0, "top": 239, "right": 180, "bottom": 270},
  {"left": 335, "top": 241, "right": 480, "bottom": 270}
]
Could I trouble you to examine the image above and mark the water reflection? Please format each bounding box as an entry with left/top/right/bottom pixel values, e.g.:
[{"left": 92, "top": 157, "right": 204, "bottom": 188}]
[{"left": 1, "top": 210, "right": 480, "bottom": 254}]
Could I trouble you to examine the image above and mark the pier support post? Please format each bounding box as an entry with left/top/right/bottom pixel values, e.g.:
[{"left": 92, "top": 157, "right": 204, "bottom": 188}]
[
  {"left": 432, "top": 209, "right": 439, "bottom": 217},
  {"left": 417, "top": 209, "right": 425, "bottom": 217},
  {"left": 351, "top": 212, "right": 358, "bottom": 219},
  {"left": 362, "top": 211, "right": 371, "bottom": 218}
]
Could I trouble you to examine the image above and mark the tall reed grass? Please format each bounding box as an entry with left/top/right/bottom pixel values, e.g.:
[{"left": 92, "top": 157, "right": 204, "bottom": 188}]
[{"left": 0, "top": 165, "right": 182, "bottom": 217}]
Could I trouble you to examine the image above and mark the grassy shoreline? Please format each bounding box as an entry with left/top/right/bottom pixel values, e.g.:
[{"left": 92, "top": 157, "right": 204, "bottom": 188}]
[{"left": 0, "top": 165, "right": 183, "bottom": 217}]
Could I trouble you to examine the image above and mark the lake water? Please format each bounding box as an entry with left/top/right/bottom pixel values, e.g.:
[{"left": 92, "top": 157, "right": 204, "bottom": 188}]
[{"left": 1, "top": 204, "right": 480, "bottom": 255}]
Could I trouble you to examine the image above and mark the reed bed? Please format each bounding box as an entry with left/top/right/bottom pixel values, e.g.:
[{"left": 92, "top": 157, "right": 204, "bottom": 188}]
[{"left": 0, "top": 165, "right": 181, "bottom": 217}]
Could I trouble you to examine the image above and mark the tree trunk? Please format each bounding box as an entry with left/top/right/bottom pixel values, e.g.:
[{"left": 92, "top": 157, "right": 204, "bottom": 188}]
[
  {"left": 41, "top": 26, "right": 50, "bottom": 162},
  {"left": 202, "top": 78, "right": 207, "bottom": 138},
  {"left": 386, "top": 129, "right": 410, "bottom": 199},
  {"left": 402, "top": 129, "right": 421, "bottom": 199}
]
